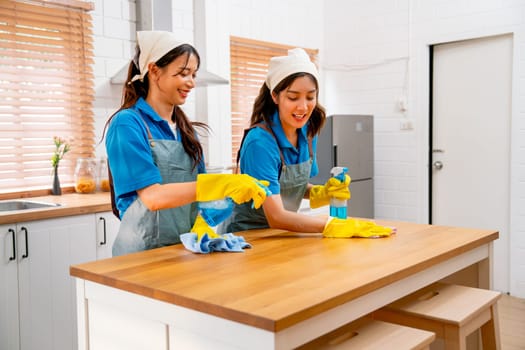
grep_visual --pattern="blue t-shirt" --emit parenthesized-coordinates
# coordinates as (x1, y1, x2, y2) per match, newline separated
(106, 97, 205, 215)
(239, 111, 318, 195)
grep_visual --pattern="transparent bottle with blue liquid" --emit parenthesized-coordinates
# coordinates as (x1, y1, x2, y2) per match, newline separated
(198, 197, 234, 227)
(197, 175, 271, 227)
(329, 166, 348, 219)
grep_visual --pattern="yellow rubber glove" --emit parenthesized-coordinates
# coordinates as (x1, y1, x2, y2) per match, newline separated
(323, 217, 394, 238)
(196, 174, 270, 209)
(309, 174, 351, 209)
(191, 215, 221, 240)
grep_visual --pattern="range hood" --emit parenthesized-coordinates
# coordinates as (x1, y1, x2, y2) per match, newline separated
(110, 0, 229, 87)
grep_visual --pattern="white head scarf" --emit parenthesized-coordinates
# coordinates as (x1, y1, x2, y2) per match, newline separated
(131, 31, 185, 82)
(265, 48, 319, 92)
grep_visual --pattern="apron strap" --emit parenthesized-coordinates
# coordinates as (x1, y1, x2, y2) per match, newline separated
(235, 123, 287, 174)
(258, 123, 313, 159)
(235, 122, 313, 176)
(307, 136, 313, 159)
(140, 117, 154, 146)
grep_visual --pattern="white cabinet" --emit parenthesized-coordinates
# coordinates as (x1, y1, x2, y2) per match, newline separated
(1, 225, 20, 350)
(95, 211, 120, 259)
(1, 214, 97, 350)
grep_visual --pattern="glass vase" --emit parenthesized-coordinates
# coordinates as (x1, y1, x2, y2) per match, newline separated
(52, 166, 61, 195)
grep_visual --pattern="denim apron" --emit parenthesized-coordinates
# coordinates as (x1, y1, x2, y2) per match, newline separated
(221, 124, 312, 232)
(112, 125, 198, 256)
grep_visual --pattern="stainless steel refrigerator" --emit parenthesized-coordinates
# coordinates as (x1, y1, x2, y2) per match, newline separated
(311, 114, 374, 218)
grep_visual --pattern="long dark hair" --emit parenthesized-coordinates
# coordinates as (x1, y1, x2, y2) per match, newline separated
(102, 44, 209, 169)
(250, 72, 326, 138)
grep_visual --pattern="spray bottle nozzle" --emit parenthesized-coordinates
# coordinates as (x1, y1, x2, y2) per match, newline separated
(330, 166, 348, 182)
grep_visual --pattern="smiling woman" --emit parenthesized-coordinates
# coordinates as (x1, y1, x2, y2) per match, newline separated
(229, 37, 319, 167)
(0, 0, 95, 196)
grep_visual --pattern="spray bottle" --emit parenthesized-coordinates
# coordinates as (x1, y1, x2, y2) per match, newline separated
(198, 197, 234, 227)
(329, 166, 348, 219)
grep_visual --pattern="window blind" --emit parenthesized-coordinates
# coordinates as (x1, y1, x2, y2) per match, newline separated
(229, 36, 318, 167)
(0, 0, 94, 195)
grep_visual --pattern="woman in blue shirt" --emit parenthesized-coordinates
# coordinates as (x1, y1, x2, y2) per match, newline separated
(104, 31, 268, 255)
(221, 48, 350, 233)
(222, 48, 394, 238)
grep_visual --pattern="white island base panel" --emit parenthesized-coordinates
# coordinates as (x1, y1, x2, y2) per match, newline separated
(74, 244, 490, 350)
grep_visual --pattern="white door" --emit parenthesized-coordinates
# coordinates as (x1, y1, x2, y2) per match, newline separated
(431, 34, 512, 293)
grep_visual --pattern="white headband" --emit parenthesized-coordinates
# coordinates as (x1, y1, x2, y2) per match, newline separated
(131, 31, 184, 82)
(265, 48, 319, 92)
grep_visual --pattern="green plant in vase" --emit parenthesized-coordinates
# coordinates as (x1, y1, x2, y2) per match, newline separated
(51, 136, 71, 195)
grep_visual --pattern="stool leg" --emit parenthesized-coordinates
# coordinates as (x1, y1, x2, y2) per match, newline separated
(444, 325, 465, 350)
(480, 303, 501, 350)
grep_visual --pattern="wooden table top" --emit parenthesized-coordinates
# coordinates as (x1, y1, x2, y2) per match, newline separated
(70, 219, 498, 332)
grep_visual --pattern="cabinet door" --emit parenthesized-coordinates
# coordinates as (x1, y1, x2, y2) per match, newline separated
(95, 212, 120, 260)
(0, 224, 20, 350)
(17, 215, 97, 350)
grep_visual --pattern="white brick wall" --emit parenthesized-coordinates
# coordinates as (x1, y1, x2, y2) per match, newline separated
(92, 0, 135, 157)
(324, 0, 414, 223)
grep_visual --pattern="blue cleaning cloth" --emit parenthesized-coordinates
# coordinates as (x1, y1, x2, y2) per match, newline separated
(180, 232, 252, 254)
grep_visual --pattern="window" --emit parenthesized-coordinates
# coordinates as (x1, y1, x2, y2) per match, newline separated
(0, 0, 94, 196)
(229, 36, 318, 167)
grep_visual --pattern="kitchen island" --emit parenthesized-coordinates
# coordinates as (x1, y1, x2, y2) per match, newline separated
(70, 220, 498, 350)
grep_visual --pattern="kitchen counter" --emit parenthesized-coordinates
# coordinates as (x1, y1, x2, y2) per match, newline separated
(70, 220, 498, 350)
(0, 192, 112, 224)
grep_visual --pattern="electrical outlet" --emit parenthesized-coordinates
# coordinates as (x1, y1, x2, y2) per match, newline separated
(400, 119, 413, 130)
(397, 97, 407, 112)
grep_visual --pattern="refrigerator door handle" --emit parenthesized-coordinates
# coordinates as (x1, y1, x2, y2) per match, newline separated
(333, 144, 338, 166)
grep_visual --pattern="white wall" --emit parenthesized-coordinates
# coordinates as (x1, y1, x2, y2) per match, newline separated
(92, 0, 525, 298)
(324, 1, 416, 222)
(324, 0, 525, 297)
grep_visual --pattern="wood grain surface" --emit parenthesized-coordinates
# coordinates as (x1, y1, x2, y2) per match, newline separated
(70, 220, 498, 332)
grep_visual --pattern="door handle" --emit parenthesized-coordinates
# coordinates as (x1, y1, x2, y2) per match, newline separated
(433, 161, 443, 170)
(21, 227, 28, 259)
(9, 228, 16, 261)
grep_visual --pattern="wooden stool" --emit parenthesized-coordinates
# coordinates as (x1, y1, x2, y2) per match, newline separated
(296, 317, 435, 350)
(373, 283, 502, 350)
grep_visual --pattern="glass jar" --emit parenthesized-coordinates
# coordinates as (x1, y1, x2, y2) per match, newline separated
(98, 157, 110, 192)
(74, 158, 96, 194)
